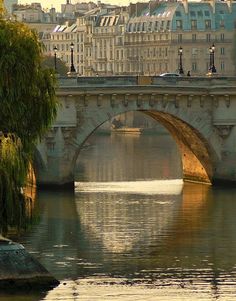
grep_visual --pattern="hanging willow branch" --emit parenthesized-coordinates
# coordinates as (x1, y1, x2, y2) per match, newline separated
(0, 20, 58, 233)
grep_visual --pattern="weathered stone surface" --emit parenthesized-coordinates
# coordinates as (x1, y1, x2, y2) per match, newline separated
(0, 236, 59, 289)
(35, 76, 236, 186)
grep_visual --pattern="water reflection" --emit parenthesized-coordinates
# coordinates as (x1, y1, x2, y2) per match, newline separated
(16, 190, 80, 280)
(2, 184, 37, 238)
(75, 180, 183, 257)
(10, 181, 236, 301)
(6, 133, 236, 300)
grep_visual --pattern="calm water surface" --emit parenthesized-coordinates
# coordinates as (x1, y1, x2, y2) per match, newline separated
(2, 133, 236, 300)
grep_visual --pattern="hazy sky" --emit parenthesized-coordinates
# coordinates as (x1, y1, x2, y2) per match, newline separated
(18, 0, 132, 11)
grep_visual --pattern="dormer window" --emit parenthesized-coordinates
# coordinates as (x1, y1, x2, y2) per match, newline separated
(176, 20, 183, 30)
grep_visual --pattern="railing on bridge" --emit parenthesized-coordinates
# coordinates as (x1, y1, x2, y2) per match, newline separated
(58, 75, 236, 88)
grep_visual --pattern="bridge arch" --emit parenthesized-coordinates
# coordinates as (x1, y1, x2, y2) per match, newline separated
(71, 105, 219, 185)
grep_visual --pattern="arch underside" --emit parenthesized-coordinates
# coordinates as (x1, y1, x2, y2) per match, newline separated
(143, 110, 213, 184)
(73, 109, 214, 185)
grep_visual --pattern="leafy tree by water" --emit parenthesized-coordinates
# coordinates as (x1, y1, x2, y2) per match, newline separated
(42, 55, 68, 76)
(0, 19, 58, 234)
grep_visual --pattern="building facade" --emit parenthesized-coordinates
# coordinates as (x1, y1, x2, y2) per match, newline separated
(43, 0, 236, 76)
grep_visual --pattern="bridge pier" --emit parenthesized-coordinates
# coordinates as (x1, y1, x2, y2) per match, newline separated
(35, 126, 76, 189)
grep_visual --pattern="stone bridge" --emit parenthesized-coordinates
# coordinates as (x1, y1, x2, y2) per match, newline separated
(35, 75, 236, 188)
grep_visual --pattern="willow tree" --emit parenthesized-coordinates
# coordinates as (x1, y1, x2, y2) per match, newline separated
(0, 19, 58, 233)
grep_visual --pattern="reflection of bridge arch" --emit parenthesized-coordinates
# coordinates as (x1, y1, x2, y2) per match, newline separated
(36, 76, 236, 187)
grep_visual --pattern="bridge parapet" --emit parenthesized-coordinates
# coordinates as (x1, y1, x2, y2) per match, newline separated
(58, 76, 236, 89)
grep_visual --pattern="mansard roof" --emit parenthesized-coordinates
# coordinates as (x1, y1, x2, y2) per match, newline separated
(126, 0, 236, 32)
(53, 23, 77, 33)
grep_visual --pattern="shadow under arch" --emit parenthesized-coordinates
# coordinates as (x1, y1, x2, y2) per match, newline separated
(143, 110, 216, 184)
(72, 109, 217, 185)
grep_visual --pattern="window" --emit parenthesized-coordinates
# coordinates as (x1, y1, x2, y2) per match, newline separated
(166, 20, 170, 30)
(220, 47, 225, 55)
(154, 21, 159, 31)
(205, 20, 211, 29)
(175, 11, 181, 17)
(220, 33, 225, 41)
(176, 20, 183, 30)
(148, 22, 153, 31)
(197, 11, 203, 17)
(220, 20, 225, 28)
(204, 11, 210, 16)
(142, 22, 145, 31)
(191, 20, 197, 30)
(206, 33, 211, 42)
(192, 62, 197, 71)
(192, 34, 197, 42)
(160, 21, 165, 31)
(178, 34, 182, 43)
(221, 61, 225, 71)
(190, 11, 196, 17)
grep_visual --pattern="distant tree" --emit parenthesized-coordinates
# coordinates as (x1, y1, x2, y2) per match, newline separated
(0, 19, 58, 233)
(42, 55, 68, 76)
(232, 31, 236, 75)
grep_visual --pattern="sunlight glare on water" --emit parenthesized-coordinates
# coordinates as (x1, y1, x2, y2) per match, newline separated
(75, 179, 183, 195)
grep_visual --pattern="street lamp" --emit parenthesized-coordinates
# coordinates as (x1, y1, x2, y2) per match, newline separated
(209, 45, 212, 71)
(211, 43, 216, 73)
(53, 46, 58, 71)
(178, 46, 184, 75)
(70, 42, 76, 73)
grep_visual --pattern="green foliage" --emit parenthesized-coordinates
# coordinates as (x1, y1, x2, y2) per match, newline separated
(0, 133, 28, 233)
(0, 19, 58, 234)
(232, 31, 236, 75)
(0, 19, 58, 147)
(42, 55, 68, 76)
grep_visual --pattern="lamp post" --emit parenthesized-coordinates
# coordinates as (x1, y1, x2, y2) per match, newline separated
(178, 46, 184, 75)
(70, 42, 76, 73)
(53, 46, 58, 71)
(211, 44, 216, 73)
(209, 44, 216, 73)
(209, 45, 212, 71)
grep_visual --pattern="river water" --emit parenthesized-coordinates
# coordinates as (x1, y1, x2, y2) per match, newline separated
(2, 132, 236, 300)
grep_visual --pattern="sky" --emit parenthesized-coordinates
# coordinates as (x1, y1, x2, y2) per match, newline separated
(18, 0, 133, 11)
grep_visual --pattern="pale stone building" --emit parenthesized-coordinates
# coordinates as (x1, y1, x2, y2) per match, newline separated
(125, 0, 236, 76)
(43, 0, 236, 76)
(4, 0, 17, 14)
(92, 8, 129, 75)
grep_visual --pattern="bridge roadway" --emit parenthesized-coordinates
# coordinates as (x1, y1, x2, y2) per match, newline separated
(35, 75, 236, 187)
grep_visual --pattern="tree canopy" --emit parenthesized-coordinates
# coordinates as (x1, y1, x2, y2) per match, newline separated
(0, 19, 57, 147)
(0, 19, 58, 233)
(42, 55, 68, 76)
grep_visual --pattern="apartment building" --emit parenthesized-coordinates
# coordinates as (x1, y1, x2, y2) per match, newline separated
(44, 0, 236, 76)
